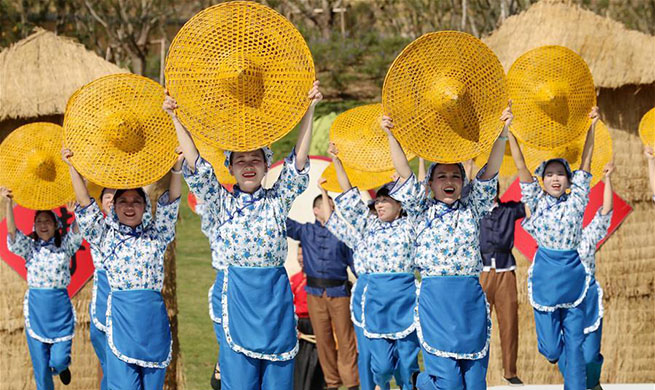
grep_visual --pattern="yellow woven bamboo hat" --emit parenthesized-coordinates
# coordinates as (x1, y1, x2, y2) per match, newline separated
(382, 31, 507, 164)
(639, 108, 655, 147)
(165, 1, 315, 152)
(474, 143, 516, 177)
(194, 136, 237, 185)
(507, 45, 596, 150)
(524, 121, 612, 186)
(329, 103, 415, 172)
(321, 163, 395, 193)
(0, 122, 74, 210)
(63, 73, 178, 189)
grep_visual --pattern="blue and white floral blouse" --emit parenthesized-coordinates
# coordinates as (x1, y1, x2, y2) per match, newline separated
(196, 203, 228, 271)
(75, 192, 180, 291)
(8, 229, 82, 289)
(520, 170, 592, 250)
(183, 150, 309, 268)
(390, 170, 497, 277)
(578, 210, 612, 276)
(326, 210, 367, 276)
(327, 187, 415, 273)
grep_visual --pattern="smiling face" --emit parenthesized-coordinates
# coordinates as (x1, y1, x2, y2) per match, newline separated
(429, 164, 464, 205)
(374, 195, 402, 222)
(228, 150, 268, 193)
(114, 190, 146, 228)
(542, 161, 570, 198)
(34, 212, 56, 242)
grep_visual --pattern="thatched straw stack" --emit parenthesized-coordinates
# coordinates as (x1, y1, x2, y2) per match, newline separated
(483, 0, 655, 385)
(0, 29, 184, 389)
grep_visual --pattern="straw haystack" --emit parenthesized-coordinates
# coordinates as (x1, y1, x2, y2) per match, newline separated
(484, 0, 655, 385)
(0, 29, 184, 390)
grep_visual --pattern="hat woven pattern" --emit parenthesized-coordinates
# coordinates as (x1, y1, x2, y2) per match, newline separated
(474, 143, 516, 177)
(639, 107, 655, 147)
(0, 122, 74, 210)
(321, 163, 395, 192)
(194, 136, 236, 185)
(507, 45, 596, 150)
(64, 74, 178, 189)
(165, 1, 315, 152)
(330, 103, 415, 172)
(382, 31, 507, 164)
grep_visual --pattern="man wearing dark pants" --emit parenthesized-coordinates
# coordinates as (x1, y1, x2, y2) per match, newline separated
(479, 185, 526, 387)
(287, 194, 359, 390)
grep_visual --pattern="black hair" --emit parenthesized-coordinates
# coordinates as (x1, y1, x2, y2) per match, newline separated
(312, 194, 333, 209)
(229, 149, 267, 166)
(429, 163, 466, 182)
(30, 210, 62, 247)
(113, 188, 147, 204)
(100, 187, 116, 200)
(374, 186, 406, 217)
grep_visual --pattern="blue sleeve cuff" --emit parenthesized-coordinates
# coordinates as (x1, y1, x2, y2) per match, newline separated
(285, 147, 310, 176)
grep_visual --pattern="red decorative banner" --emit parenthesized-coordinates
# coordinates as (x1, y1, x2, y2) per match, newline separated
(0, 204, 94, 297)
(501, 178, 632, 261)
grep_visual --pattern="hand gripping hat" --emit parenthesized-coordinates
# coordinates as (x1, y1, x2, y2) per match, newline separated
(321, 162, 395, 193)
(165, 1, 315, 151)
(63, 73, 178, 189)
(474, 143, 516, 178)
(0, 122, 74, 210)
(329, 103, 415, 172)
(639, 107, 655, 147)
(382, 31, 507, 164)
(507, 45, 596, 150)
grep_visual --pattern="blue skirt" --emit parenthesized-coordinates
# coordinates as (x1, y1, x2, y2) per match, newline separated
(209, 270, 225, 324)
(362, 273, 416, 339)
(583, 277, 603, 334)
(221, 266, 298, 361)
(24, 288, 76, 343)
(107, 289, 171, 368)
(529, 247, 590, 311)
(351, 274, 369, 328)
(90, 269, 110, 332)
(416, 276, 490, 360)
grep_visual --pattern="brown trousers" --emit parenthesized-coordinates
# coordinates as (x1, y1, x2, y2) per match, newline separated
(307, 293, 359, 388)
(480, 269, 519, 379)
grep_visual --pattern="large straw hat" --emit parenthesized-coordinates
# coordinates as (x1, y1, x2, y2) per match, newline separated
(507, 45, 596, 150)
(524, 121, 612, 186)
(321, 162, 395, 193)
(0, 122, 74, 210)
(639, 107, 655, 147)
(382, 31, 507, 164)
(63, 74, 178, 189)
(194, 136, 236, 185)
(165, 1, 315, 152)
(474, 143, 517, 178)
(329, 104, 415, 172)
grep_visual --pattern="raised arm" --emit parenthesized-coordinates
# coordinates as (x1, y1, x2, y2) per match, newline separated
(580, 106, 599, 173)
(164, 91, 200, 172)
(381, 116, 412, 180)
(507, 132, 532, 183)
(645, 146, 655, 200)
(481, 102, 513, 180)
(294, 81, 323, 170)
(418, 157, 426, 182)
(169, 148, 184, 201)
(328, 143, 353, 192)
(62, 149, 92, 207)
(65, 201, 80, 234)
(318, 178, 332, 222)
(0, 188, 16, 240)
(601, 162, 614, 215)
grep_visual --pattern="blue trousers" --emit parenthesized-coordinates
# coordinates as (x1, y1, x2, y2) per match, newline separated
(106, 349, 166, 390)
(369, 332, 420, 389)
(26, 334, 72, 390)
(559, 321, 603, 389)
(534, 305, 586, 390)
(355, 326, 376, 390)
(90, 322, 108, 390)
(219, 336, 295, 390)
(417, 352, 489, 390)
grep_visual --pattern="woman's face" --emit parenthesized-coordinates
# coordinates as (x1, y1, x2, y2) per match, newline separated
(101, 190, 115, 215)
(542, 161, 570, 198)
(429, 164, 464, 205)
(114, 190, 146, 228)
(229, 150, 268, 193)
(374, 195, 402, 222)
(34, 212, 56, 242)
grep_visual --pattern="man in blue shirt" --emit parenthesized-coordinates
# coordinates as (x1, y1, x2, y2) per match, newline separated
(479, 182, 526, 387)
(287, 194, 359, 390)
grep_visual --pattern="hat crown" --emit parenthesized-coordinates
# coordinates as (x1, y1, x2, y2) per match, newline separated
(27, 150, 57, 182)
(103, 112, 146, 154)
(218, 54, 264, 109)
(424, 76, 479, 143)
(534, 81, 570, 125)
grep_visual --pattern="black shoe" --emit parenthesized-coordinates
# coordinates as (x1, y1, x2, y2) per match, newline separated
(504, 376, 524, 386)
(590, 384, 603, 390)
(412, 371, 420, 389)
(347, 387, 360, 390)
(210, 364, 221, 390)
(59, 368, 71, 385)
(326, 388, 339, 390)
(548, 358, 558, 364)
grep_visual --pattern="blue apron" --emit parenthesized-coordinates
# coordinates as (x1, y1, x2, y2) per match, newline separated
(417, 276, 490, 360)
(583, 278, 603, 334)
(221, 266, 298, 361)
(362, 273, 416, 339)
(90, 269, 110, 332)
(107, 290, 171, 368)
(24, 288, 75, 343)
(209, 270, 225, 324)
(529, 247, 589, 311)
(351, 274, 369, 328)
